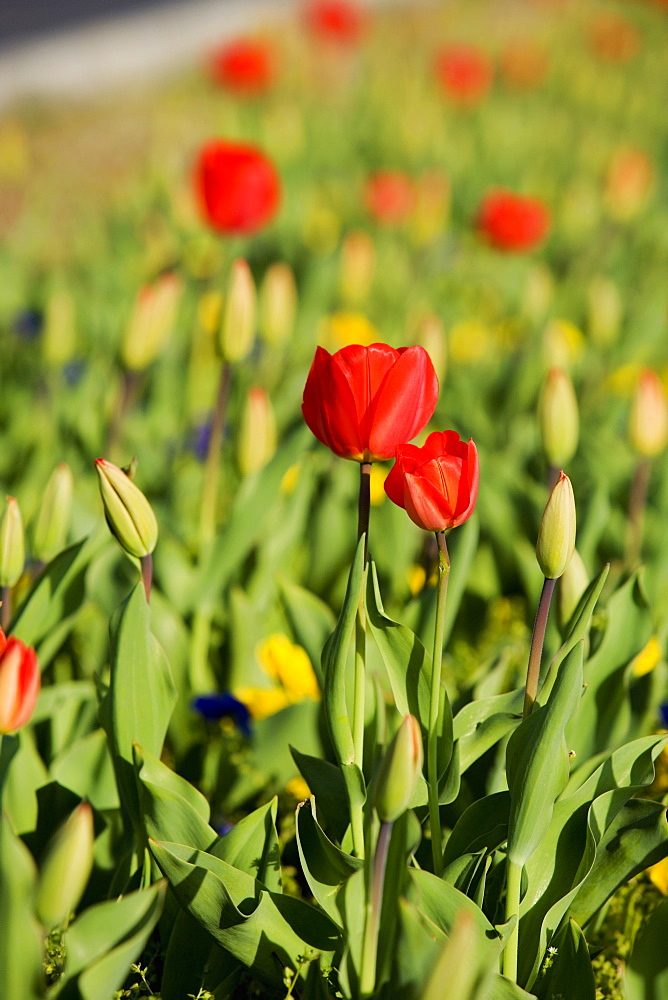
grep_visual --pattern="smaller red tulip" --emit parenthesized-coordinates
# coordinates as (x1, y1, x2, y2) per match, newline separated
(0, 632, 40, 734)
(302, 342, 438, 463)
(304, 0, 368, 44)
(477, 190, 550, 252)
(364, 171, 415, 225)
(209, 38, 276, 94)
(589, 13, 640, 62)
(384, 431, 479, 532)
(196, 140, 281, 236)
(434, 45, 492, 105)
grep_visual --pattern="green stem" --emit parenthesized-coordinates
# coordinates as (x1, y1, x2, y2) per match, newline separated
(427, 531, 450, 875)
(351, 462, 371, 859)
(523, 577, 556, 718)
(360, 820, 392, 996)
(358, 461, 371, 559)
(140, 554, 152, 603)
(625, 458, 651, 570)
(198, 361, 232, 555)
(106, 370, 140, 458)
(0, 585, 11, 632)
(503, 858, 523, 982)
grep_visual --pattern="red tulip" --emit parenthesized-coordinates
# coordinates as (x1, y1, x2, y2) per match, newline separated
(195, 140, 281, 235)
(477, 190, 550, 252)
(302, 343, 438, 462)
(434, 45, 492, 105)
(364, 171, 415, 225)
(209, 38, 276, 94)
(384, 431, 479, 532)
(589, 13, 640, 62)
(0, 632, 40, 733)
(304, 0, 368, 44)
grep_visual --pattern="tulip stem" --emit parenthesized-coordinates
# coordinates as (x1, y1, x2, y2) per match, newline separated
(503, 858, 523, 982)
(523, 576, 556, 718)
(358, 462, 371, 558)
(625, 458, 651, 570)
(107, 370, 140, 458)
(427, 531, 450, 875)
(199, 361, 232, 554)
(0, 586, 10, 631)
(360, 819, 392, 997)
(140, 554, 152, 603)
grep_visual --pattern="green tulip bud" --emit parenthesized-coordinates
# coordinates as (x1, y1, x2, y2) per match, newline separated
(374, 715, 423, 824)
(536, 472, 576, 580)
(416, 313, 447, 384)
(557, 548, 589, 628)
(218, 259, 256, 362)
(238, 388, 277, 477)
(121, 272, 182, 372)
(0, 497, 25, 588)
(94, 458, 158, 559)
(36, 802, 94, 929)
(630, 369, 668, 458)
(259, 262, 297, 346)
(587, 276, 622, 347)
(43, 287, 77, 368)
(33, 463, 73, 564)
(538, 367, 579, 467)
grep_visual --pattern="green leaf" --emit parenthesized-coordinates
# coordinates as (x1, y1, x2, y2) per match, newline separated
(625, 897, 668, 1000)
(532, 918, 595, 1000)
(253, 699, 323, 791)
(213, 798, 283, 892)
(150, 839, 339, 988)
(567, 797, 668, 927)
(133, 743, 216, 852)
(100, 583, 176, 834)
(279, 576, 336, 686)
(51, 881, 165, 1000)
(407, 868, 502, 958)
(0, 814, 44, 1000)
(441, 513, 480, 646)
(295, 797, 363, 924)
(336, 867, 366, 998)
(390, 897, 446, 999)
(323, 536, 365, 767)
(290, 747, 349, 842)
(506, 643, 584, 867)
(51, 729, 119, 811)
(454, 690, 523, 773)
(1, 728, 49, 835)
(566, 571, 651, 759)
(443, 791, 510, 869)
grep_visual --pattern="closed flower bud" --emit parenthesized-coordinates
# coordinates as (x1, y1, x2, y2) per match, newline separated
(36, 802, 94, 929)
(339, 230, 375, 304)
(121, 272, 182, 372)
(0, 496, 25, 588)
(94, 459, 158, 559)
(238, 387, 277, 476)
(538, 368, 579, 467)
(536, 472, 576, 579)
(558, 548, 589, 627)
(43, 287, 77, 368)
(587, 276, 622, 347)
(375, 715, 423, 823)
(630, 369, 668, 458)
(0, 634, 40, 733)
(416, 313, 447, 383)
(259, 262, 297, 346)
(33, 463, 73, 564)
(218, 259, 256, 362)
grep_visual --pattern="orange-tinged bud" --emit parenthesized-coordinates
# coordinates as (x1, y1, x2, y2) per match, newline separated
(536, 472, 576, 580)
(0, 496, 24, 588)
(121, 272, 182, 372)
(374, 715, 423, 823)
(259, 262, 297, 346)
(36, 802, 94, 929)
(94, 458, 158, 559)
(33, 463, 73, 564)
(218, 258, 256, 362)
(0, 635, 40, 733)
(538, 368, 579, 467)
(630, 369, 668, 458)
(339, 230, 375, 304)
(238, 388, 277, 477)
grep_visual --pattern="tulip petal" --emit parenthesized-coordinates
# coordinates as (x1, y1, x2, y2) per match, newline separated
(368, 346, 438, 460)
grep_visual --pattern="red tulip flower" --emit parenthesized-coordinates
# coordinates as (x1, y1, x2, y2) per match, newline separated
(209, 38, 276, 94)
(0, 632, 40, 733)
(302, 343, 438, 462)
(196, 140, 281, 235)
(384, 431, 479, 532)
(477, 190, 550, 252)
(304, 0, 368, 44)
(434, 45, 493, 105)
(364, 171, 415, 225)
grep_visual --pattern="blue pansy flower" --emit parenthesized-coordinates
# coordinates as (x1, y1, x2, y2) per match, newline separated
(192, 692, 251, 737)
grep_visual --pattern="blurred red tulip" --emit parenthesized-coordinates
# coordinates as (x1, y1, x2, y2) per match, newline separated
(302, 343, 438, 462)
(434, 45, 493, 105)
(365, 171, 415, 225)
(0, 632, 40, 733)
(589, 13, 640, 61)
(477, 190, 550, 252)
(604, 147, 654, 220)
(209, 38, 277, 94)
(500, 41, 549, 88)
(384, 431, 479, 532)
(304, 0, 368, 44)
(196, 140, 281, 235)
